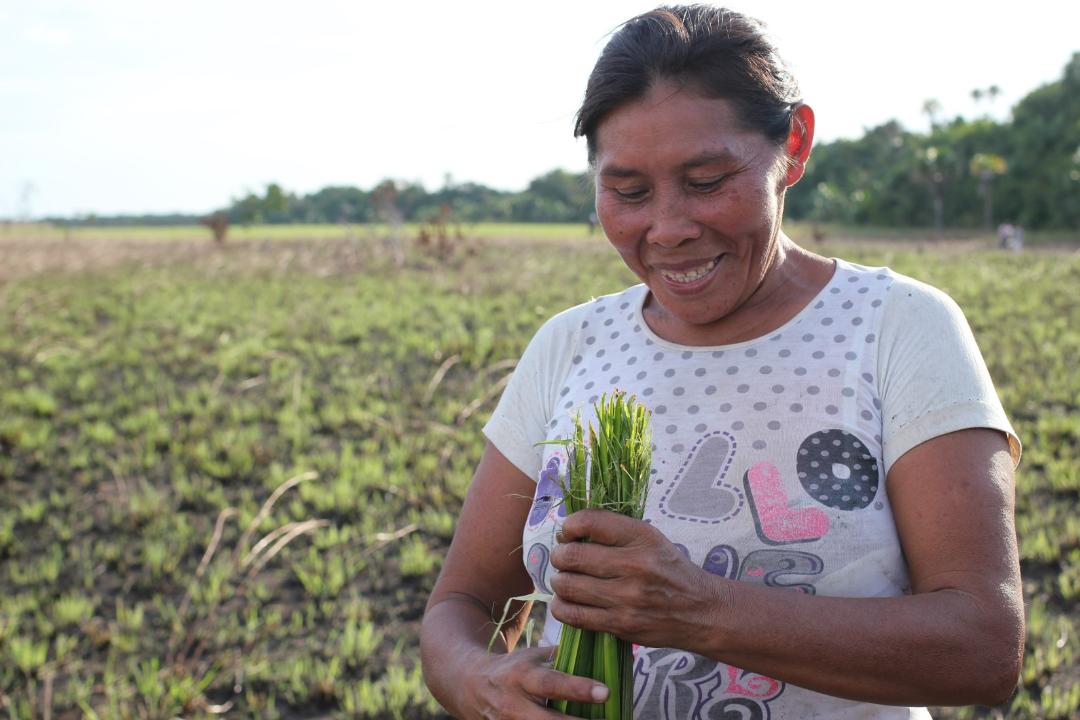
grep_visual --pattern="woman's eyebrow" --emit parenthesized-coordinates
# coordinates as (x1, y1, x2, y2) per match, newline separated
(599, 150, 740, 178)
(681, 150, 737, 169)
(597, 165, 641, 178)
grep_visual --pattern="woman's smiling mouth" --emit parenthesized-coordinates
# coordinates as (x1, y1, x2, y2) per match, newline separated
(657, 256, 722, 288)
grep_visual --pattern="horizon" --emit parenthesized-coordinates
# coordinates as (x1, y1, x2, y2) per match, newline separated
(3, 0, 1079, 219)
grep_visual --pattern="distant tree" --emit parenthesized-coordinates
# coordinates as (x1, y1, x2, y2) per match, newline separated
(998, 52, 1080, 228)
(972, 85, 1005, 120)
(911, 143, 953, 231)
(922, 98, 943, 130)
(230, 191, 264, 224)
(512, 169, 593, 222)
(788, 120, 923, 227)
(969, 153, 1008, 229)
(262, 183, 289, 222)
(305, 186, 372, 223)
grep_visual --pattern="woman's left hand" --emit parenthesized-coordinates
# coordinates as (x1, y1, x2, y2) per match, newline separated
(548, 509, 726, 651)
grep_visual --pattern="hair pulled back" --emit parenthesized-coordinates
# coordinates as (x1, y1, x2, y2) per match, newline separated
(575, 5, 801, 162)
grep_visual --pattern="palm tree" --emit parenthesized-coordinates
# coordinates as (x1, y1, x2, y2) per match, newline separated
(922, 98, 943, 130)
(912, 144, 949, 232)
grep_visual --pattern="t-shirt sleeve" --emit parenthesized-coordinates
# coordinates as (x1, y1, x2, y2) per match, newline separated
(877, 275, 1021, 475)
(482, 306, 582, 482)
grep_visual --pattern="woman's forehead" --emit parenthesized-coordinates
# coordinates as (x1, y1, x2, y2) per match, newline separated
(593, 84, 771, 170)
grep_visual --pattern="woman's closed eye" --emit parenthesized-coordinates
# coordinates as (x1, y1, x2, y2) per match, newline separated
(610, 185, 649, 201)
(687, 176, 726, 193)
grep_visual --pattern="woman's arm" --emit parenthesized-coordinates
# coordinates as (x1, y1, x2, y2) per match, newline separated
(420, 442, 610, 719)
(549, 427, 1024, 706)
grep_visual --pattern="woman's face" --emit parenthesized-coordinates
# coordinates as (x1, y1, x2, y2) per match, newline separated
(593, 81, 792, 336)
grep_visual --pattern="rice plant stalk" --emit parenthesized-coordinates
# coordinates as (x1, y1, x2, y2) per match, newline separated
(551, 391, 652, 720)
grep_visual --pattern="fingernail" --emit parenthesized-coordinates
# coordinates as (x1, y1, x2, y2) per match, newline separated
(591, 685, 609, 702)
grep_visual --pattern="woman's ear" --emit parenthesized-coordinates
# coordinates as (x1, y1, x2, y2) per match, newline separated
(784, 104, 815, 187)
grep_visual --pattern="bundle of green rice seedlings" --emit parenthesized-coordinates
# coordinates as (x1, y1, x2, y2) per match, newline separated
(552, 390, 652, 720)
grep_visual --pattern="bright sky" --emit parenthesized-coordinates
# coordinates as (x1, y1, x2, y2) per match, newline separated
(2, 0, 1078, 218)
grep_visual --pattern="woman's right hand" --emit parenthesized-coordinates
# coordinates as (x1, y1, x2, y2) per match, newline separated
(460, 645, 610, 719)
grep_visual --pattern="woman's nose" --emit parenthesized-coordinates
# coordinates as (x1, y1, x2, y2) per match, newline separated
(645, 190, 701, 248)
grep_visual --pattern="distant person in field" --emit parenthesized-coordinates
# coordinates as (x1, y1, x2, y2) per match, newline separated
(1011, 225, 1025, 252)
(422, 6, 1024, 718)
(997, 222, 1015, 249)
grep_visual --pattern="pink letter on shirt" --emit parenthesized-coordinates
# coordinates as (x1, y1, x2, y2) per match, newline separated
(746, 461, 830, 544)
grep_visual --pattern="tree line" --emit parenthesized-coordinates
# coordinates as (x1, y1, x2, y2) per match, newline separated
(53, 53, 1079, 231)
(786, 52, 1080, 231)
(223, 168, 596, 226)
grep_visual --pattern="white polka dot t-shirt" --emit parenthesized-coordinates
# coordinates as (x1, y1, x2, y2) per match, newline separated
(483, 258, 1019, 719)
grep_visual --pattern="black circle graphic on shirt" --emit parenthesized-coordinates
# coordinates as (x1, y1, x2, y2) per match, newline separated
(796, 429, 879, 511)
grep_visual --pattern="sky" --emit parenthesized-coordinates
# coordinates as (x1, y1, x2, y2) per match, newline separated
(2, 0, 1078, 218)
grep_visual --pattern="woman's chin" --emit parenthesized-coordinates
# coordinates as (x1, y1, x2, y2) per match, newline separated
(648, 292, 736, 334)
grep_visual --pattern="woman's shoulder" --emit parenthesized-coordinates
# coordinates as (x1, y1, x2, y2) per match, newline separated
(832, 258, 963, 318)
(535, 284, 647, 339)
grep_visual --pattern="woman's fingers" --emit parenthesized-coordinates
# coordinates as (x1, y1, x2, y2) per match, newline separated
(552, 511, 665, 578)
(557, 508, 650, 545)
(493, 647, 609, 719)
(548, 593, 626, 638)
(549, 570, 620, 609)
(549, 536, 619, 576)
(520, 665, 610, 707)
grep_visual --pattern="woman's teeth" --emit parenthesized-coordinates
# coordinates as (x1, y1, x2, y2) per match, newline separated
(661, 257, 719, 283)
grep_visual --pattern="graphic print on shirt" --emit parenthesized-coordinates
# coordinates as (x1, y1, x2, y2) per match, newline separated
(528, 455, 567, 529)
(658, 431, 743, 524)
(524, 543, 552, 593)
(743, 461, 831, 545)
(701, 544, 823, 593)
(633, 647, 783, 720)
(796, 430, 880, 511)
(737, 549, 824, 594)
(701, 543, 739, 579)
(526, 455, 567, 593)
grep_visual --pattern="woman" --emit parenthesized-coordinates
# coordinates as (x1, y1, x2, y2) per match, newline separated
(421, 6, 1024, 718)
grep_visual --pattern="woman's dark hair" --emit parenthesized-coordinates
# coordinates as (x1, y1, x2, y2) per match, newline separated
(575, 5, 801, 162)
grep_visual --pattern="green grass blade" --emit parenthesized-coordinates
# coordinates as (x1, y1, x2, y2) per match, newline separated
(620, 639, 634, 720)
(600, 632, 621, 719)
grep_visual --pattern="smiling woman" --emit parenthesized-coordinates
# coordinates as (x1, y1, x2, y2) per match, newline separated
(592, 84, 828, 346)
(420, 6, 1024, 719)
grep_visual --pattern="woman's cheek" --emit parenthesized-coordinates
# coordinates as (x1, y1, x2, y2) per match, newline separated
(598, 200, 647, 238)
